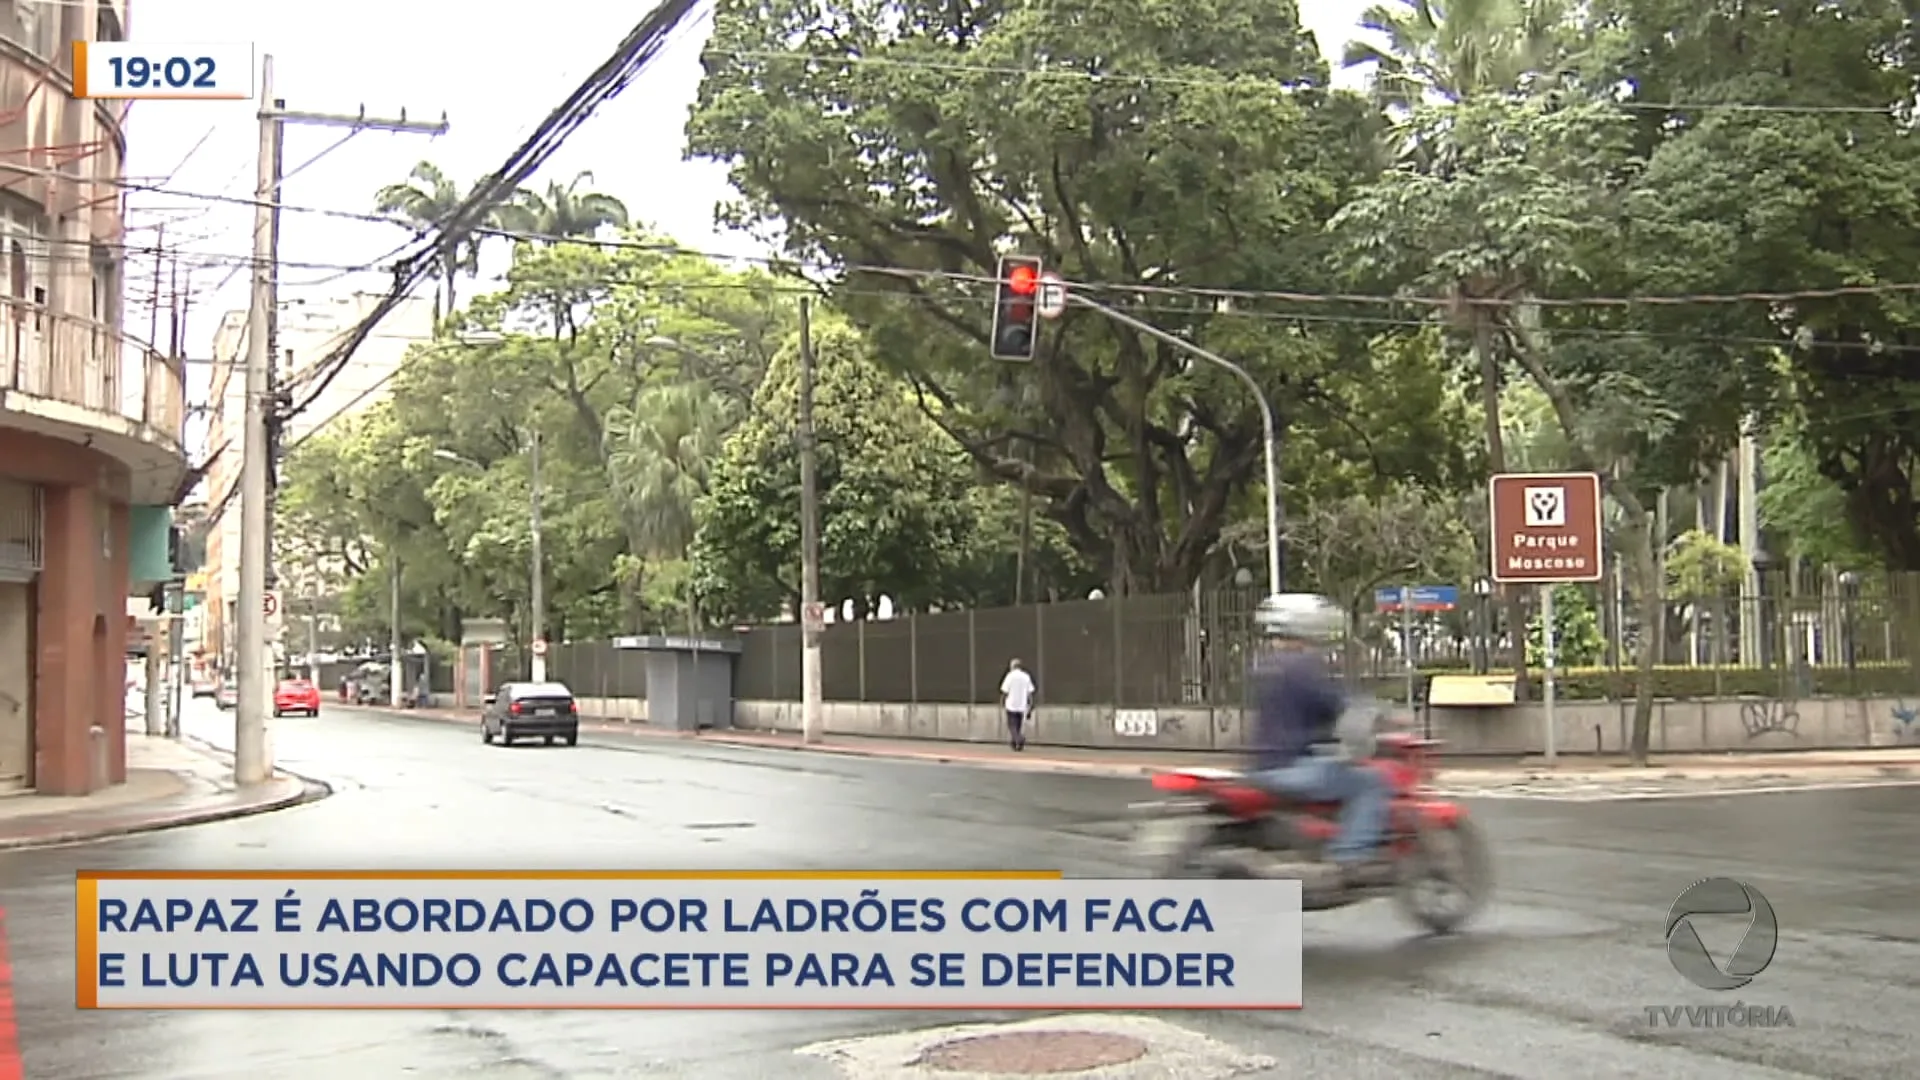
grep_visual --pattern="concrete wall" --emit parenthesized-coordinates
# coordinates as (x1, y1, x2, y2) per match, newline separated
(552, 694, 1920, 757)
(400, 684, 1920, 757)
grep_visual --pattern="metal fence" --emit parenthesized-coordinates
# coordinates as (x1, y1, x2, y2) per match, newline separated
(734, 590, 1267, 706)
(540, 572, 1920, 705)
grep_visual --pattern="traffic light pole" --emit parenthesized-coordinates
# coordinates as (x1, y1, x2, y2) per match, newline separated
(1066, 293, 1285, 596)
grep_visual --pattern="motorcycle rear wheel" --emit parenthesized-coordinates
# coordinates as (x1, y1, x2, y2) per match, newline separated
(1393, 817, 1492, 934)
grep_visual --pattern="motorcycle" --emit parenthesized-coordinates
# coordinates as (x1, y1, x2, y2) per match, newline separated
(1133, 730, 1492, 933)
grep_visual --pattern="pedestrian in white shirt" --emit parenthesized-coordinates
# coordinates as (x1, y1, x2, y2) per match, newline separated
(999, 659, 1036, 751)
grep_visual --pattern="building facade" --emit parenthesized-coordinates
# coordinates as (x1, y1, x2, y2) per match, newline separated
(198, 293, 434, 663)
(0, 0, 189, 795)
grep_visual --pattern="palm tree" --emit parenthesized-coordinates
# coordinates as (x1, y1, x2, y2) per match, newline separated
(510, 171, 629, 242)
(1343, 0, 1571, 111)
(1340, 0, 1575, 693)
(605, 380, 736, 629)
(606, 381, 733, 559)
(373, 161, 527, 319)
(373, 162, 468, 319)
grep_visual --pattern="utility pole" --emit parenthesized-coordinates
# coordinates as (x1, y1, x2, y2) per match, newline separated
(234, 56, 279, 785)
(529, 429, 547, 682)
(235, 53, 449, 784)
(797, 298, 823, 744)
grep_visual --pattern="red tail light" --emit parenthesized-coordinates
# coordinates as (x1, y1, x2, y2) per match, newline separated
(568, 701, 578, 715)
(508, 701, 522, 716)
(1152, 772, 1203, 793)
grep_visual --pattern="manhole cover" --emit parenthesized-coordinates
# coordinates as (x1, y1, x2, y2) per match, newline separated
(917, 1031, 1150, 1074)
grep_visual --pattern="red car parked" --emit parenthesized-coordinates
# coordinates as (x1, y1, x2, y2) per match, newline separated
(273, 678, 321, 718)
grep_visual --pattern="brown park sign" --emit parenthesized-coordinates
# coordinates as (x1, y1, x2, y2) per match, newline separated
(1489, 472, 1604, 584)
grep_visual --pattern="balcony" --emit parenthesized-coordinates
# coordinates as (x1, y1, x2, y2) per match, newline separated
(0, 297, 187, 504)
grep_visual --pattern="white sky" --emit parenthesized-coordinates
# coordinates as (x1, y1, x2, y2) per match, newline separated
(121, 0, 1377, 410)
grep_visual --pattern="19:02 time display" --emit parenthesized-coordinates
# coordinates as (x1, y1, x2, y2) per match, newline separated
(107, 56, 216, 90)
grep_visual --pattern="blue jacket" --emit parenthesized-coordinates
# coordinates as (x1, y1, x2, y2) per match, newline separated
(1249, 648, 1345, 771)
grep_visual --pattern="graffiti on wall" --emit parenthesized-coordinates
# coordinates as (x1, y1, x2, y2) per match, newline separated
(1892, 703, 1919, 744)
(1740, 698, 1800, 739)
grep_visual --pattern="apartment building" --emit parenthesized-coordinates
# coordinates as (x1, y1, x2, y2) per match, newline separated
(199, 293, 435, 662)
(0, 0, 189, 795)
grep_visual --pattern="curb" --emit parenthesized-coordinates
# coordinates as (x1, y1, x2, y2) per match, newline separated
(0, 744, 334, 852)
(353, 705, 1920, 785)
(364, 705, 1168, 777)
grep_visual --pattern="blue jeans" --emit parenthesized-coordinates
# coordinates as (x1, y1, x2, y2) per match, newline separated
(1252, 754, 1388, 864)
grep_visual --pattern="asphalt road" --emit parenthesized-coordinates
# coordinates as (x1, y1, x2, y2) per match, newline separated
(4, 701, 1917, 1078)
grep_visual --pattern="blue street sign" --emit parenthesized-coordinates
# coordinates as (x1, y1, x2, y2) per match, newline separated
(1374, 585, 1460, 613)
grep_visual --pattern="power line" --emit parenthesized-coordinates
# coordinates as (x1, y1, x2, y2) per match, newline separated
(461, 224, 1920, 312)
(284, 0, 719, 425)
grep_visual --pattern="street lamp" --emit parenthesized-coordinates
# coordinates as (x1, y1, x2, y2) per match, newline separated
(1471, 576, 1494, 674)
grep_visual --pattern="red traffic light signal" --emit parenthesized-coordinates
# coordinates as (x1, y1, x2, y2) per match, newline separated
(992, 256, 1042, 361)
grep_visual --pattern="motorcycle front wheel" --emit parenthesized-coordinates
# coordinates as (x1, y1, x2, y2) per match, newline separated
(1393, 816, 1493, 934)
(1134, 816, 1235, 878)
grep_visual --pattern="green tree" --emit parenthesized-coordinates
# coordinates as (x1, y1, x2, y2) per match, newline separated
(333, 238, 791, 637)
(1596, 0, 1920, 567)
(1331, 93, 1746, 762)
(436, 238, 785, 629)
(1278, 483, 1477, 674)
(1335, 0, 1585, 693)
(509, 171, 630, 241)
(1344, 0, 1573, 112)
(690, 0, 1400, 593)
(1664, 529, 1747, 599)
(372, 161, 517, 318)
(690, 319, 980, 619)
(1525, 584, 1604, 668)
(1758, 418, 1875, 571)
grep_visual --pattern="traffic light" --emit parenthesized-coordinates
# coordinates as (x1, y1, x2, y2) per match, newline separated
(990, 256, 1042, 361)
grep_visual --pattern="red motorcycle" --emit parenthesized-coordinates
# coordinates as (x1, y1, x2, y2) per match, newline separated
(1134, 731, 1492, 933)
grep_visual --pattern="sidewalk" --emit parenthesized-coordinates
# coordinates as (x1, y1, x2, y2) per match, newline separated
(363, 704, 1920, 783)
(0, 734, 327, 851)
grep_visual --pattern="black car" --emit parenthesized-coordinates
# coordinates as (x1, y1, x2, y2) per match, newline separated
(481, 682, 580, 747)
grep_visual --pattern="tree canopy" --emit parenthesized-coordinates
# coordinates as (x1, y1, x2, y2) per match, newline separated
(276, 6, 1920, 746)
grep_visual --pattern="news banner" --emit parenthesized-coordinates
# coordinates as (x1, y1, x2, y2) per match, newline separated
(76, 872, 1304, 1010)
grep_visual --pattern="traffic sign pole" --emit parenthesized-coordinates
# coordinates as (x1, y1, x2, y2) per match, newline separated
(1541, 584, 1557, 765)
(1488, 470, 1603, 768)
(1401, 586, 1414, 709)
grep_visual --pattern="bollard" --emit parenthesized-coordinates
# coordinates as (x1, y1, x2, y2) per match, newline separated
(89, 724, 109, 791)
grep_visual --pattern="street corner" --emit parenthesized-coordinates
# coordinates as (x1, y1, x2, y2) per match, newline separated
(0, 748, 331, 852)
(796, 1014, 1273, 1079)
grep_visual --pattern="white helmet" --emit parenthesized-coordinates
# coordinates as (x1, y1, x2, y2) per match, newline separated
(1252, 592, 1344, 642)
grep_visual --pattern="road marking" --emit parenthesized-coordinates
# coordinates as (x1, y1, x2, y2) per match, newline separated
(0, 909, 22, 1080)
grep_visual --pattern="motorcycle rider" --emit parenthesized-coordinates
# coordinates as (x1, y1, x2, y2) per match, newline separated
(1247, 593, 1393, 888)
